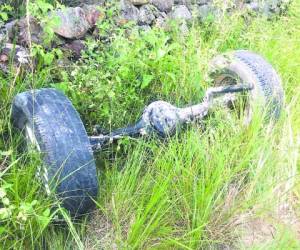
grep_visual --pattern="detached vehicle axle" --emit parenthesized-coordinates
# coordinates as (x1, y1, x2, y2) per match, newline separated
(89, 84, 253, 151)
(11, 50, 284, 216)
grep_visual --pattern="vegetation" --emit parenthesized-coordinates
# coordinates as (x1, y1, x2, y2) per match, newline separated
(0, 0, 300, 249)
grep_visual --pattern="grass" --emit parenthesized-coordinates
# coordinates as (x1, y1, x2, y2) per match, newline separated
(0, 0, 300, 249)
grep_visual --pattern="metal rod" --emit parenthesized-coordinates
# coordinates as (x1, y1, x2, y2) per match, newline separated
(89, 83, 253, 151)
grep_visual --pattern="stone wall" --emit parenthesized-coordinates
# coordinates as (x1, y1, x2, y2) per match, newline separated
(60, 0, 291, 31)
(0, 0, 291, 73)
(2, 1, 291, 27)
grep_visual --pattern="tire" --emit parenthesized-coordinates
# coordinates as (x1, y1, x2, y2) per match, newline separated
(208, 50, 284, 122)
(12, 88, 98, 216)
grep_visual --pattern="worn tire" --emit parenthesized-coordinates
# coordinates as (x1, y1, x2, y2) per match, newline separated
(12, 88, 98, 216)
(209, 50, 284, 121)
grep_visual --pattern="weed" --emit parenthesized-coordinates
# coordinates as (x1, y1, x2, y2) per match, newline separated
(0, 0, 300, 249)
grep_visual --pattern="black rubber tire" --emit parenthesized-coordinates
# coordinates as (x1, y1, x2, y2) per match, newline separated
(12, 88, 98, 216)
(209, 50, 284, 121)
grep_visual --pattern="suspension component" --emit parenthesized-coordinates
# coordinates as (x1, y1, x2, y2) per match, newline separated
(89, 83, 252, 151)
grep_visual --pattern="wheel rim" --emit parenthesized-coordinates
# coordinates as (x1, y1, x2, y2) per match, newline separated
(213, 74, 252, 124)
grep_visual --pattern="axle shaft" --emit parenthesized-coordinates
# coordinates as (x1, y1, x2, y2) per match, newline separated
(90, 84, 252, 151)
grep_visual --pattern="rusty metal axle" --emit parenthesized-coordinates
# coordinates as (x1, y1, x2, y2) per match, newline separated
(89, 84, 253, 151)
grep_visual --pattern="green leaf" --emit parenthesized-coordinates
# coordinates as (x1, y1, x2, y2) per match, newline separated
(52, 82, 69, 92)
(37, 208, 51, 230)
(156, 49, 166, 60)
(0, 227, 6, 235)
(0, 150, 12, 157)
(43, 208, 50, 217)
(0, 12, 8, 21)
(2, 197, 9, 206)
(43, 52, 55, 65)
(37, 0, 53, 14)
(141, 75, 154, 89)
(0, 188, 6, 199)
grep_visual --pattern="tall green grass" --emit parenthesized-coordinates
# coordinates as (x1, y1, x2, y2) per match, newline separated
(0, 1, 300, 249)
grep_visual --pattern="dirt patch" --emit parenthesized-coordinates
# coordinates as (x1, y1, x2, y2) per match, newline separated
(234, 193, 300, 248)
(84, 211, 117, 250)
(208, 182, 300, 248)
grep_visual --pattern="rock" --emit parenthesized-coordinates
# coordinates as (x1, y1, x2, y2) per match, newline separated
(0, 43, 30, 73)
(139, 25, 152, 31)
(52, 7, 91, 39)
(0, 53, 8, 62)
(61, 0, 106, 6)
(243, 0, 291, 17)
(262, 0, 281, 16)
(169, 5, 192, 20)
(246, 2, 260, 12)
(153, 16, 167, 28)
(6, 0, 23, 9)
(0, 33, 6, 45)
(0, 25, 8, 46)
(179, 20, 189, 36)
(4, 20, 17, 41)
(14, 17, 44, 46)
(1, 5, 103, 47)
(82, 4, 105, 26)
(120, 0, 140, 22)
(197, 0, 211, 5)
(197, 4, 215, 21)
(150, 0, 174, 12)
(174, 0, 192, 10)
(61, 40, 86, 59)
(138, 4, 155, 25)
(60, 0, 83, 6)
(148, 4, 163, 18)
(129, 0, 149, 5)
(174, 0, 188, 4)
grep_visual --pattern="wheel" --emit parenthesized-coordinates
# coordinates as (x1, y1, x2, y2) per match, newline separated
(12, 88, 98, 216)
(208, 50, 284, 122)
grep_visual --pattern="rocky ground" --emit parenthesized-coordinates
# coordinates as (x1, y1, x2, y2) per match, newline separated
(0, 0, 291, 74)
(119, 0, 291, 29)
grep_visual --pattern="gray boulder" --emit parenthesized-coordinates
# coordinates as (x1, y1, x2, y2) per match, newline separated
(196, 0, 211, 5)
(245, 0, 290, 17)
(129, 0, 149, 5)
(0, 43, 30, 73)
(169, 5, 192, 20)
(196, 3, 215, 20)
(246, 2, 260, 12)
(13, 17, 44, 46)
(120, 0, 140, 22)
(153, 16, 167, 28)
(179, 20, 189, 36)
(60, 40, 86, 59)
(150, 0, 174, 12)
(51, 7, 95, 39)
(61, 0, 105, 6)
(139, 25, 152, 31)
(138, 5, 156, 25)
(174, 0, 192, 10)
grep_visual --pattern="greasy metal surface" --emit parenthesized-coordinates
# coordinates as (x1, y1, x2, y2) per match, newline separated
(90, 83, 252, 151)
